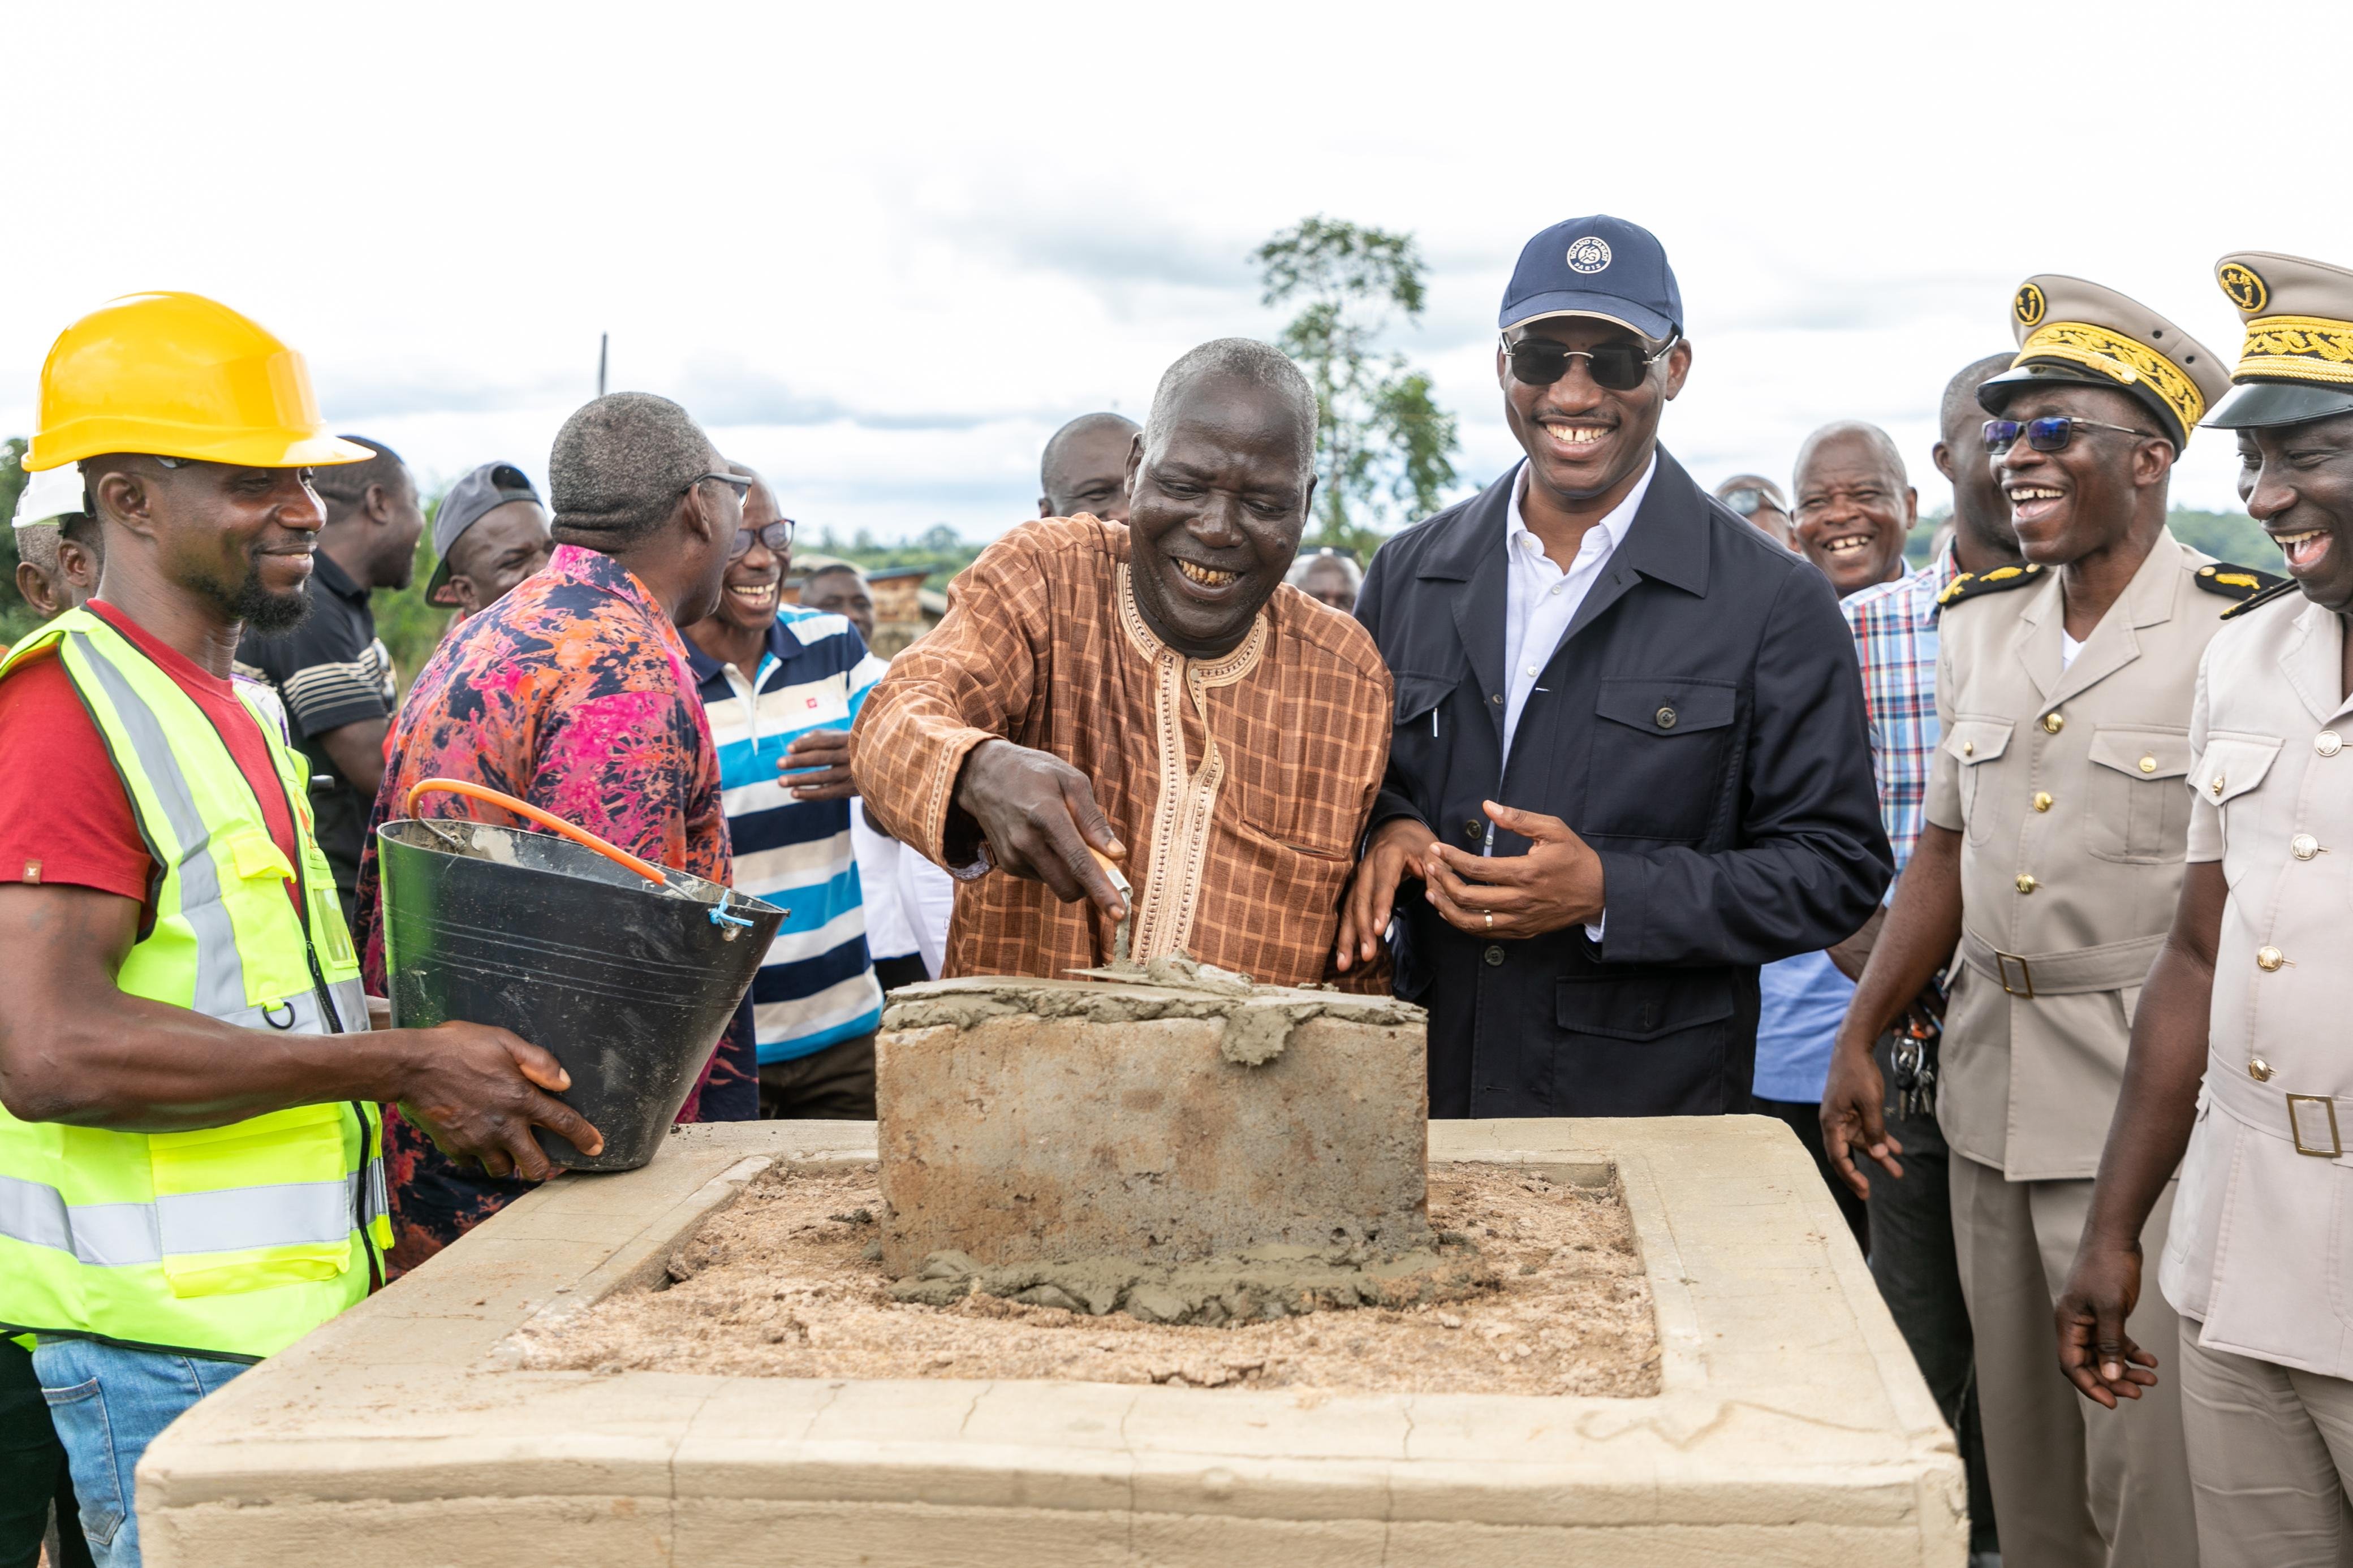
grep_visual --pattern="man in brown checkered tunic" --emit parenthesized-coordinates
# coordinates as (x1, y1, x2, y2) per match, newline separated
(852, 339, 1393, 988)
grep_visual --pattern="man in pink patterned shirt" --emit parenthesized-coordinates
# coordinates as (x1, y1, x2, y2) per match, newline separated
(352, 392, 743, 1271)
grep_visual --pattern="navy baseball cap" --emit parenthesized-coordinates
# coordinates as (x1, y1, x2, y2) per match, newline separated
(1500, 216, 1682, 343)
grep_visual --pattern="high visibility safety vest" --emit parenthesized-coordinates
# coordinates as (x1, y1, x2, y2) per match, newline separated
(0, 609, 390, 1362)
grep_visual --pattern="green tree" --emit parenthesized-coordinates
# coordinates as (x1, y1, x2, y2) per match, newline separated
(0, 439, 33, 641)
(1255, 216, 1460, 559)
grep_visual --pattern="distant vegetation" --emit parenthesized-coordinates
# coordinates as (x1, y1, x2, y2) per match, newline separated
(1904, 507, 2277, 571)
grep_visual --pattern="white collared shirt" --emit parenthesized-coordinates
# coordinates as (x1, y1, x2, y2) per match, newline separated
(1502, 454, 1656, 759)
(1498, 454, 1655, 944)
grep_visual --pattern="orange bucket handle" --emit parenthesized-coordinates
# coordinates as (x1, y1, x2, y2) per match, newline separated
(404, 777, 670, 891)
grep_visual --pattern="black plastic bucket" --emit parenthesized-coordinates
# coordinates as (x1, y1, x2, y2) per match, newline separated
(378, 813, 783, 1172)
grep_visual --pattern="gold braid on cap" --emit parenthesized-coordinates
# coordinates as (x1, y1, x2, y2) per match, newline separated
(2237, 316, 2353, 387)
(2018, 321, 2205, 434)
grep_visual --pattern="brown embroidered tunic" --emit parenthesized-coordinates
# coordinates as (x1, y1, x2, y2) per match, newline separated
(852, 516, 1392, 988)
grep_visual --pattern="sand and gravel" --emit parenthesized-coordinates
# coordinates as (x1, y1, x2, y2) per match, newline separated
(522, 1161, 1660, 1397)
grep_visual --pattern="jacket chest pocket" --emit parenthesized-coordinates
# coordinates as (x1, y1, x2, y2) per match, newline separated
(1386, 672, 1460, 824)
(1944, 718, 2013, 845)
(1581, 678, 1738, 844)
(2085, 727, 2194, 864)
(2192, 733, 2285, 888)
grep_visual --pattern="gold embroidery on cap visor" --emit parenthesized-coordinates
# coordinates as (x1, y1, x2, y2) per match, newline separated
(2015, 282, 2048, 328)
(2016, 321, 2205, 437)
(2218, 262, 2269, 314)
(2236, 315, 2353, 387)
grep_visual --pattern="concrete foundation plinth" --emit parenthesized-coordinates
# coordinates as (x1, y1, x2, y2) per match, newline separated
(875, 975, 1429, 1273)
(137, 1118, 1968, 1566)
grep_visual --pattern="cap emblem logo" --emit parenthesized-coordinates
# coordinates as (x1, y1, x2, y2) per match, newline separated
(2014, 282, 2047, 329)
(2218, 262, 2269, 314)
(1565, 236, 1612, 275)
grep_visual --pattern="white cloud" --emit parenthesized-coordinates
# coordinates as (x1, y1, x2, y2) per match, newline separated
(9, 0, 2345, 536)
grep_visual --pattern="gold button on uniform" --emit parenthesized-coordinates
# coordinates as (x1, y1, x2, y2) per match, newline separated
(2293, 833, 2321, 861)
(2257, 945, 2287, 973)
(2251, 1056, 2276, 1083)
(2211, 776, 2226, 796)
(2033, 792, 2054, 813)
(2043, 711, 2065, 734)
(1962, 740, 1976, 756)
(2138, 755, 2157, 774)
(2016, 873, 2039, 893)
(2320, 732, 2343, 757)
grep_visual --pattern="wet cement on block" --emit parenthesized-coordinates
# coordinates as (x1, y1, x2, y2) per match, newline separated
(877, 966, 1431, 1275)
(519, 1161, 1660, 1396)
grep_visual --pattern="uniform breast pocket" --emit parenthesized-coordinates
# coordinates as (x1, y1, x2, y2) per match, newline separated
(2192, 733, 2285, 889)
(1583, 678, 1738, 843)
(1943, 718, 2013, 845)
(2085, 727, 2194, 864)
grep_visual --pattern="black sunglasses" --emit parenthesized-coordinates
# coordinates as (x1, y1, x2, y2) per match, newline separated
(726, 519, 795, 560)
(683, 472, 753, 500)
(1982, 417, 2159, 455)
(1502, 334, 1677, 392)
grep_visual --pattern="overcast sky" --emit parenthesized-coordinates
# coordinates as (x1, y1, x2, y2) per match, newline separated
(14, 0, 2352, 545)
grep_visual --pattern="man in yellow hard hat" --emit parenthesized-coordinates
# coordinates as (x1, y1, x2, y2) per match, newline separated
(0, 292, 603, 1567)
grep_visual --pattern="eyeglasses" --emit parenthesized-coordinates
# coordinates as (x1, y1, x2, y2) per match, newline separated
(683, 472, 753, 500)
(1501, 334, 1677, 391)
(726, 519, 795, 560)
(1722, 487, 1783, 518)
(1982, 417, 2160, 455)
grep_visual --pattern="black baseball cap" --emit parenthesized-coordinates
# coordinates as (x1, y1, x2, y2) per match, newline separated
(427, 461, 542, 606)
(1500, 215, 1682, 343)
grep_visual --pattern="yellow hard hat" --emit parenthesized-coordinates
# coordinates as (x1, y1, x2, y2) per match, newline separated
(24, 291, 373, 473)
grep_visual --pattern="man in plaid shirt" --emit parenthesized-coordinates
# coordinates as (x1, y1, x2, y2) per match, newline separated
(1824, 352, 2018, 1562)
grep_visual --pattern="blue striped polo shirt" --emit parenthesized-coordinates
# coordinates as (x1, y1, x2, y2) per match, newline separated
(687, 610, 889, 1064)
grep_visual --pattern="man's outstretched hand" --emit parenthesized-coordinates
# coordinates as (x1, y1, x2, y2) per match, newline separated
(1420, 801, 1604, 938)
(1336, 817, 1437, 971)
(954, 738, 1127, 919)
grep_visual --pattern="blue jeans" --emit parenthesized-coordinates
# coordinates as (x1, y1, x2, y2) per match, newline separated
(33, 1338, 247, 1568)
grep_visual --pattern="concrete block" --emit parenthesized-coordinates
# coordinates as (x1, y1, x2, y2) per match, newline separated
(876, 977, 1428, 1272)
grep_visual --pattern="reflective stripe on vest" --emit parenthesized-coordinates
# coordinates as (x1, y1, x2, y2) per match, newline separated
(0, 611, 383, 1360)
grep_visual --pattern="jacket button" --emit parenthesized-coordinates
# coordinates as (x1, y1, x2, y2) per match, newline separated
(1655, 706, 1677, 729)
(2138, 755, 2157, 774)
(1490, 693, 1503, 705)
(1464, 819, 1484, 839)
(2292, 833, 2320, 861)
(2032, 792, 2053, 812)
(2015, 873, 2038, 893)
(2257, 945, 2287, 972)
(1483, 944, 1506, 966)
(2320, 732, 2343, 757)
(2043, 711, 2065, 734)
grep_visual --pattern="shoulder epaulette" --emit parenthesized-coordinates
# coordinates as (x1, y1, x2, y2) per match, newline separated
(2197, 562, 2295, 619)
(1936, 560, 2045, 610)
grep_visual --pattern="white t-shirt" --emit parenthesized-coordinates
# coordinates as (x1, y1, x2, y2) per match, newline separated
(2060, 629, 2083, 671)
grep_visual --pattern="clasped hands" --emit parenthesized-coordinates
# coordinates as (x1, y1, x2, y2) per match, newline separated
(1335, 800, 1605, 970)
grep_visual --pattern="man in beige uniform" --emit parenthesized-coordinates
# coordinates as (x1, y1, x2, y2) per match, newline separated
(1824, 275, 2266, 1566)
(2059, 252, 2353, 1567)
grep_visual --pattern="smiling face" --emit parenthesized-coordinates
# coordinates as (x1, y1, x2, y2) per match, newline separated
(1499, 317, 1690, 512)
(711, 476, 787, 633)
(1792, 430, 1916, 596)
(1992, 384, 2167, 567)
(1122, 374, 1313, 658)
(2238, 411, 2353, 615)
(96, 458, 327, 634)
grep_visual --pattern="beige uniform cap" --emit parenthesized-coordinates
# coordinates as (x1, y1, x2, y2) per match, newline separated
(1978, 273, 2229, 449)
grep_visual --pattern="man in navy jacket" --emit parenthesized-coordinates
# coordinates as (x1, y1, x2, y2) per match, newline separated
(1342, 217, 1891, 1117)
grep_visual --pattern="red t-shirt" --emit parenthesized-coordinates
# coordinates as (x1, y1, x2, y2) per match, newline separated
(0, 602, 304, 928)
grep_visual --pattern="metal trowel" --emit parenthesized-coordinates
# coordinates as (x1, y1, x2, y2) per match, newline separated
(1088, 845, 1134, 967)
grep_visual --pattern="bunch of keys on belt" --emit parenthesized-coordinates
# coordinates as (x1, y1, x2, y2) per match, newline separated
(1891, 992, 1943, 1120)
